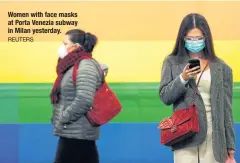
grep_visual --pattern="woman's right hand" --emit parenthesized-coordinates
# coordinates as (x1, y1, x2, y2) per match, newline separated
(181, 64, 201, 81)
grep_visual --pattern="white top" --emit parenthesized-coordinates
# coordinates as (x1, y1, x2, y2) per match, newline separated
(197, 69, 212, 122)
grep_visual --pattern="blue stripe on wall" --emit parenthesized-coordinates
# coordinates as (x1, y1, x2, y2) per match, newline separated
(0, 123, 239, 163)
(0, 124, 18, 163)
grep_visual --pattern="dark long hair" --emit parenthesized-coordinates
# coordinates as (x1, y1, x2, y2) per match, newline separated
(170, 13, 216, 61)
(65, 29, 98, 53)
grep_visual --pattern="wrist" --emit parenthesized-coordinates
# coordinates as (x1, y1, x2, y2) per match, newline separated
(180, 74, 188, 85)
(182, 73, 187, 81)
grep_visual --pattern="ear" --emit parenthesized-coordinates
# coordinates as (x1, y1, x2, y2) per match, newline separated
(75, 43, 81, 47)
(67, 43, 81, 53)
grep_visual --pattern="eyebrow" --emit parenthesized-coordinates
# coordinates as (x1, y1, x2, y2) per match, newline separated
(185, 36, 204, 39)
(184, 36, 205, 41)
(186, 36, 204, 37)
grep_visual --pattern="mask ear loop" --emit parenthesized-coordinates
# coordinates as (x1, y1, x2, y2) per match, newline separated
(66, 43, 81, 53)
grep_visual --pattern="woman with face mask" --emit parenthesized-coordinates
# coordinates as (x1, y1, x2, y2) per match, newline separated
(159, 13, 235, 163)
(50, 29, 108, 163)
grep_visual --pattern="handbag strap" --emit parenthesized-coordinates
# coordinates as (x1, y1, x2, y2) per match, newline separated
(198, 147, 200, 163)
(191, 61, 209, 104)
(72, 58, 105, 87)
(72, 56, 91, 87)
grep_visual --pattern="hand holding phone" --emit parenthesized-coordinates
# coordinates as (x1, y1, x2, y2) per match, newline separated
(181, 59, 201, 81)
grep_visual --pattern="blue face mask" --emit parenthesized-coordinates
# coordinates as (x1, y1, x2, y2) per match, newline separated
(185, 40, 205, 53)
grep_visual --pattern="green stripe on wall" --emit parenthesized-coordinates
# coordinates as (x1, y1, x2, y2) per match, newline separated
(0, 84, 19, 123)
(0, 83, 239, 123)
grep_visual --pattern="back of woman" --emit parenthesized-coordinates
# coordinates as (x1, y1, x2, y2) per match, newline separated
(50, 29, 108, 163)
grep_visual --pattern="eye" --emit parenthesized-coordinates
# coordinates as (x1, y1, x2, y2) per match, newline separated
(184, 36, 205, 41)
(184, 36, 195, 41)
(184, 36, 192, 41)
(197, 36, 205, 41)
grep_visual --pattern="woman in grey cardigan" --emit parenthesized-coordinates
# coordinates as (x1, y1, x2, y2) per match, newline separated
(159, 13, 235, 163)
(50, 29, 108, 163)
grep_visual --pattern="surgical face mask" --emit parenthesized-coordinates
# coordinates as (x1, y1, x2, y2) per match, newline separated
(57, 44, 67, 59)
(185, 39, 205, 53)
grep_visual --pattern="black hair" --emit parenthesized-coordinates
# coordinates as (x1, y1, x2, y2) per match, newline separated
(170, 13, 216, 60)
(65, 29, 98, 53)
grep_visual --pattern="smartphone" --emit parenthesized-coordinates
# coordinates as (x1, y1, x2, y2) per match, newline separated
(188, 59, 200, 69)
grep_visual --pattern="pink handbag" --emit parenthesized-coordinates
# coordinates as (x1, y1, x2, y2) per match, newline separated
(226, 157, 236, 163)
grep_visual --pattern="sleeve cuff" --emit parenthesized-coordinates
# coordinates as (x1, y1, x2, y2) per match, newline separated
(180, 74, 188, 85)
(227, 143, 235, 151)
(227, 148, 235, 151)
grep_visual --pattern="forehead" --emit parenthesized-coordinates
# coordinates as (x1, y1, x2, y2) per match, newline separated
(186, 28, 203, 37)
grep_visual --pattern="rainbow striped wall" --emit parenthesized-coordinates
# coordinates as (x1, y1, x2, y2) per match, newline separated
(0, 1, 240, 163)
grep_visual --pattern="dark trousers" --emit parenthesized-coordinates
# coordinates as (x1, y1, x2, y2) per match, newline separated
(54, 137, 99, 163)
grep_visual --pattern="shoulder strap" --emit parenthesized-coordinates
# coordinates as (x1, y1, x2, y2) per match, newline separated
(72, 57, 105, 87)
(191, 61, 209, 104)
(72, 56, 90, 87)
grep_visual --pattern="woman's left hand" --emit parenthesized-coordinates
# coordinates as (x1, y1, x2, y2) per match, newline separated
(228, 149, 235, 159)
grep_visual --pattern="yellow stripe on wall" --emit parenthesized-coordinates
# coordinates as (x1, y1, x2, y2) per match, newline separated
(0, 41, 239, 83)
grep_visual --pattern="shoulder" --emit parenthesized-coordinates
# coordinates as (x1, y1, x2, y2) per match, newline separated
(77, 59, 98, 72)
(215, 57, 232, 73)
(214, 58, 233, 82)
(163, 55, 179, 66)
(76, 59, 100, 78)
(78, 58, 95, 67)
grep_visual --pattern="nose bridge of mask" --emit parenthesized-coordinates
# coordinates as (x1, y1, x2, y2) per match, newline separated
(186, 39, 204, 44)
(185, 36, 205, 41)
